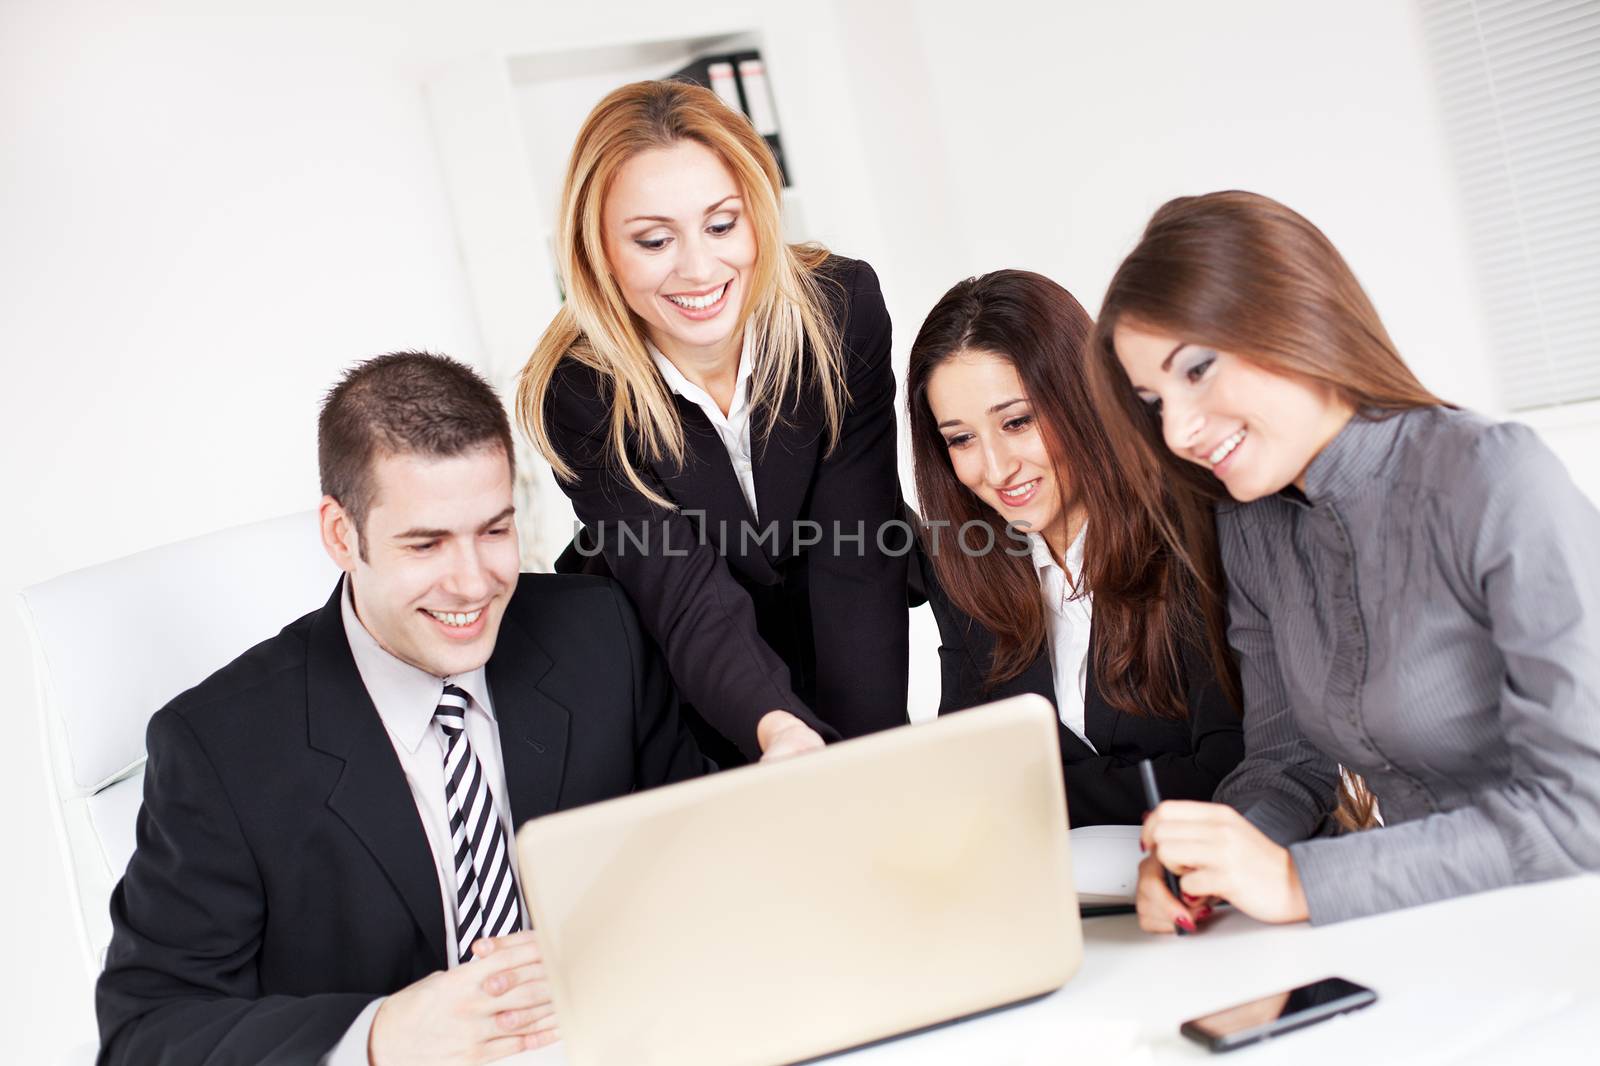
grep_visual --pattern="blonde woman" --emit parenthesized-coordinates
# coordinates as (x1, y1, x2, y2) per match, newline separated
(518, 80, 908, 767)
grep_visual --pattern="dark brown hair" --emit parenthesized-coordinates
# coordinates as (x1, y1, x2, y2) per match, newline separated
(907, 269, 1237, 719)
(319, 351, 514, 556)
(1089, 190, 1444, 828)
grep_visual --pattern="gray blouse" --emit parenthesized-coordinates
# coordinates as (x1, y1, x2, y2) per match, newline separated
(1214, 406, 1600, 924)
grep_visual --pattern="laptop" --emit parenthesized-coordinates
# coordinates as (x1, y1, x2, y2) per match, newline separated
(514, 694, 1084, 1066)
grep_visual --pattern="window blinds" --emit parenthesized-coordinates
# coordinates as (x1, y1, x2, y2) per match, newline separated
(1417, 0, 1600, 410)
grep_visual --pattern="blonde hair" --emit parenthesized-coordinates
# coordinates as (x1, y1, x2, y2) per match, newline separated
(517, 79, 847, 508)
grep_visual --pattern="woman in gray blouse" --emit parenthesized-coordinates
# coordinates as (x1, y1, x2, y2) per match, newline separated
(1088, 190, 1600, 928)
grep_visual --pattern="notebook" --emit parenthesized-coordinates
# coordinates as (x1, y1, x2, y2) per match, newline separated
(1070, 824, 1144, 906)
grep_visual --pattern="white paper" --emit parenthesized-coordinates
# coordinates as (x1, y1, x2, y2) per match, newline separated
(1070, 824, 1143, 905)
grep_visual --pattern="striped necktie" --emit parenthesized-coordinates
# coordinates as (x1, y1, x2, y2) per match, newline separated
(434, 683, 523, 963)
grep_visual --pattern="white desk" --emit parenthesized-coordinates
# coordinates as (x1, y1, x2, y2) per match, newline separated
(509, 875, 1600, 1066)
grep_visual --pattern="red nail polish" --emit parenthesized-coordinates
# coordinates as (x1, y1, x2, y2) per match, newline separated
(1195, 906, 1214, 921)
(1175, 914, 1197, 934)
(1139, 840, 1147, 853)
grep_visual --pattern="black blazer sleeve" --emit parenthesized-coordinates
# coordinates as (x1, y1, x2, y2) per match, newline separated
(607, 581, 716, 786)
(1057, 635, 1244, 826)
(97, 710, 373, 1065)
(544, 365, 829, 762)
(803, 260, 909, 738)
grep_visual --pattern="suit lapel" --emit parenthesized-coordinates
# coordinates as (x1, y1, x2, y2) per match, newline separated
(1082, 627, 1120, 755)
(1012, 650, 1055, 706)
(485, 605, 572, 830)
(305, 582, 448, 969)
(652, 396, 779, 585)
(992, 635, 1099, 764)
(956, 588, 1102, 763)
(967, 625, 1092, 748)
(1015, 653, 1099, 763)
(752, 392, 822, 557)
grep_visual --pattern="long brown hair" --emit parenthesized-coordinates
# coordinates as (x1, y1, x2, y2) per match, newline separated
(907, 269, 1238, 719)
(1090, 190, 1445, 515)
(517, 80, 845, 509)
(1088, 190, 1445, 828)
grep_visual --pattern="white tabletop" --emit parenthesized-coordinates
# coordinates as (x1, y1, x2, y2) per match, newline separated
(508, 874, 1600, 1066)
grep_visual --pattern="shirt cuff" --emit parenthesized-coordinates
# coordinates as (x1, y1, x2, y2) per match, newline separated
(323, 997, 384, 1066)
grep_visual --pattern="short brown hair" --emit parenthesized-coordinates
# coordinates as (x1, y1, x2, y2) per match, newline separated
(319, 352, 514, 553)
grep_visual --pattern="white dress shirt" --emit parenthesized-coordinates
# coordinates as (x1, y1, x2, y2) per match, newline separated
(328, 576, 527, 1064)
(650, 333, 758, 518)
(1031, 524, 1096, 753)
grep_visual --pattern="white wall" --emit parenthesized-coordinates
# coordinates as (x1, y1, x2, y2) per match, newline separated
(876, 0, 1498, 409)
(3, 0, 1588, 1058)
(1, 3, 484, 1059)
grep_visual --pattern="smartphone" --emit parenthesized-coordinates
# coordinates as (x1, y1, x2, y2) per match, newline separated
(1179, 976, 1377, 1052)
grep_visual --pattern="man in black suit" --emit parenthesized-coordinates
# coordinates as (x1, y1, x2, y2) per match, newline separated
(97, 352, 708, 1065)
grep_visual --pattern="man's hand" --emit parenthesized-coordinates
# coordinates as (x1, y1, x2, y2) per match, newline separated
(472, 931, 559, 1043)
(368, 930, 559, 1065)
(1138, 800, 1310, 929)
(756, 710, 826, 763)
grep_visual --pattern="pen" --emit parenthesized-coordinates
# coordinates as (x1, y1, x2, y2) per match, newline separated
(1138, 758, 1188, 936)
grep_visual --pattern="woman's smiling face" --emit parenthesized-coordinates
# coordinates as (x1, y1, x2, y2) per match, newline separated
(925, 348, 1073, 548)
(1112, 320, 1354, 501)
(601, 139, 756, 368)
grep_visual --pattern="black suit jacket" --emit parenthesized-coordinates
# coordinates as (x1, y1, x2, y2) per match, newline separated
(917, 548, 1243, 826)
(546, 255, 909, 764)
(96, 574, 707, 1065)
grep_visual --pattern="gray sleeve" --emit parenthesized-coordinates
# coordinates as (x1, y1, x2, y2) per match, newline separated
(1211, 510, 1341, 844)
(1293, 425, 1600, 924)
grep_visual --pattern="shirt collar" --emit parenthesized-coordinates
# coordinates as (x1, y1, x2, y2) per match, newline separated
(1292, 408, 1414, 507)
(340, 575, 495, 754)
(649, 333, 754, 419)
(1028, 521, 1088, 579)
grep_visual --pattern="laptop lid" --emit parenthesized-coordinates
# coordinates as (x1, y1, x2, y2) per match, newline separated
(514, 694, 1083, 1066)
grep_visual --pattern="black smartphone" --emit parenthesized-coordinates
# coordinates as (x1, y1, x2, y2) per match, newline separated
(1179, 976, 1377, 1052)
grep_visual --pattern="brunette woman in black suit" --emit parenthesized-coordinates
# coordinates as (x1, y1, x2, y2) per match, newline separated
(906, 270, 1242, 824)
(517, 80, 907, 767)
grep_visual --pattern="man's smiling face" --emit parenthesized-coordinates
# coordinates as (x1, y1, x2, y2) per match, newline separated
(332, 445, 519, 677)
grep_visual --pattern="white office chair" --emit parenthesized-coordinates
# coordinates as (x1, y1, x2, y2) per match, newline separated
(18, 510, 340, 975)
